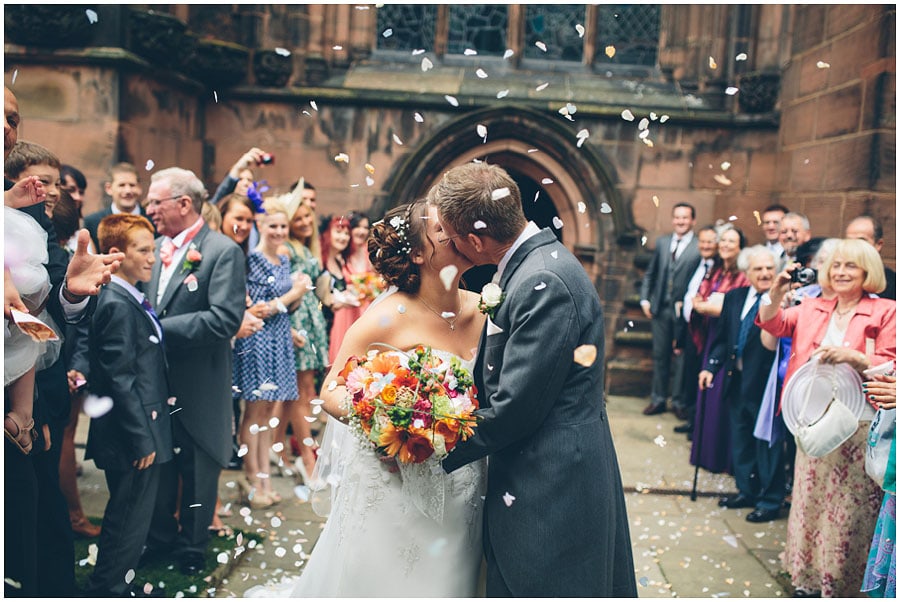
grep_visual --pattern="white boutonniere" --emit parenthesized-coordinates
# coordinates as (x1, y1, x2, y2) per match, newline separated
(478, 283, 505, 318)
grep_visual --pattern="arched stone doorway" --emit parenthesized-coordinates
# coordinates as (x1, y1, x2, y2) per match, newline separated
(374, 105, 640, 290)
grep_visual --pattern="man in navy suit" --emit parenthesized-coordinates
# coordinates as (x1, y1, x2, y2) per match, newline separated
(640, 203, 701, 416)
(84, 214, 173, 596)
(699, 245, 784, 522)
(83, 163, 145, 251)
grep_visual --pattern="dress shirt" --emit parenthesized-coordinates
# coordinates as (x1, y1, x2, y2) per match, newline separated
(669, 230, 694, 262)
(494, 221, 541, 284)
(156, 216, 205, 306)
(111, 274, 163, 340)
(683, 258, 713, 321)
(110, 203, 142, 216)
(766, 240, 784, 258)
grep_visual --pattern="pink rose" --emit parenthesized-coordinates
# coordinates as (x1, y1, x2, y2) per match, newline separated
(186, 249, 202, 263)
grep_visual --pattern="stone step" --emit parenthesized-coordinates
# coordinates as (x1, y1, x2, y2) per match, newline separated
(613, 330, 653, 347)
(614, 315, 651, 333)
(605, 358, 653, 397)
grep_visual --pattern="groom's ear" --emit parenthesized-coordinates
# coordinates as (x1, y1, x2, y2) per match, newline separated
(467, 233, 485, 253)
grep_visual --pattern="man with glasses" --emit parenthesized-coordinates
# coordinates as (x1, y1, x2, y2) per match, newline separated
(84, 163, 146, 251)
(141, 167, 246, 576)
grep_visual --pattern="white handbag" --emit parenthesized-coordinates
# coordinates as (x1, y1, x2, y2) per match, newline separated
(794, 362, 859, 458)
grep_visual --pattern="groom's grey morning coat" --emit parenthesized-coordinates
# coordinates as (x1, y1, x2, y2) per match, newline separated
(443, 228, 637, 597)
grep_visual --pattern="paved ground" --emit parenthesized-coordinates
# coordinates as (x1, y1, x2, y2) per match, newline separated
(77, 395, 791, 598)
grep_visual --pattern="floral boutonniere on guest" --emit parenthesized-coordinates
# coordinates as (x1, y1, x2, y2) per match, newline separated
(478, 282, 505, 319)
(181, 243, 202, 273)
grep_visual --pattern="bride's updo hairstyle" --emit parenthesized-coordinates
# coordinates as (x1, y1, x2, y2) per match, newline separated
(368, 199, 429, 294)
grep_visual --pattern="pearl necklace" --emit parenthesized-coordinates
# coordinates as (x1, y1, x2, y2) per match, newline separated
(419, 294, 461, 330)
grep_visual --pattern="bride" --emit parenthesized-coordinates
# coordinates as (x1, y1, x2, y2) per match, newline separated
(247, 199, 487, 597)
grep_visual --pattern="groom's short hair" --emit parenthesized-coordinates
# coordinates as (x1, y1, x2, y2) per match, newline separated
(429, 162, 527, 243)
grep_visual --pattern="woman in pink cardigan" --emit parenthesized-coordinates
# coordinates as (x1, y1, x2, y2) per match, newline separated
(756, 239, 896, 598)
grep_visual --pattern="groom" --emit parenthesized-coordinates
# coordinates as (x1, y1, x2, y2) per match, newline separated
(433, 163, 637, 597)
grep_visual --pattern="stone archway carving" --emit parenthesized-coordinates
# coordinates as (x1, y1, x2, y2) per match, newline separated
(375, 105, 640, 260)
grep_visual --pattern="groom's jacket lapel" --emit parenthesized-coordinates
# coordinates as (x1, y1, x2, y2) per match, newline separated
(498, 228, 559, 290)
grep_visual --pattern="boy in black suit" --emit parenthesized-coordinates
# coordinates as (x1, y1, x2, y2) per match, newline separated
(84, 214, 174, 596)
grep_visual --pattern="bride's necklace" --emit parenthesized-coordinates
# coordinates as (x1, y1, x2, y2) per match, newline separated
(419, 293, 461, 330)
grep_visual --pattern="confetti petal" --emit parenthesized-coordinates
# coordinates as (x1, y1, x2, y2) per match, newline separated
(736, 52, 748, 61)
(439, 266, 458, 291)
(534, 282, 547, 291)
(310, 100, 318, 111)
(753, 210, 762, 225)
(573, 344, 597, 366)
(713, 174, 733, 186)
(721, 161, 731, 170)
(11, 69, 17, 85)
(213, 91, 218, 103)
(577, 202, 586, 213)
(84, 395, 113, 418)
(502, 492, 516, 507)
(145, 159, 155, 171)
(552, 217, 564, 229)
(464, 48, 478, 56)
(660, 115, 670, 123)
(392, 133, 403, 145)
(575, 24, 585, 38)
(334, 153, 349, 163)
(476, 124, 488, 138)
(412, 49, 425, 56)
(550, 250, 558, 259)
(621, 109, 635, 121)
(652, 195, 660, 208)
(638, 117, 650, 131)
(475, 68, 488, 79)
(365, 176, 375, 187)
(600, 202, 612, 214)
(491, 187, 510, 200)
(535, 82, 549, 92)
(816, 61, 830, 69)
(496, 89, 509, 99)
(725, 86, 739, 95)
(382, 28, 393, 38)
(125, 569, 135, 584)
(653, 435, 667, 447)
(275, 47, 291, 57)
(444, 95, 459, 107)
(421, 57, 433, 72)
(473, 220, 487, 230)
(605, 45, 616, 58)
(541, 177, 554, 185)
(414, 112, 424, 123)
(535, 41, 547, 52)
(216, 552, 229, 564)
(85, 9, 98, 24)
(503, 49, 514, 59)
(709, 56, 718, 69)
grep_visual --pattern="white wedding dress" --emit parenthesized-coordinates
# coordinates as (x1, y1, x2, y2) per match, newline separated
(246, 350, 487, 598)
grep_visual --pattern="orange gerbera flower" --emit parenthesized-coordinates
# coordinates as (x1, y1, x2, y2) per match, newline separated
(370, 352, 401, 375)
(380, 384, 398, 405)
(434, 419, 460, 450)
(338, 355, 362, 380)
(379, 425, 434, 463)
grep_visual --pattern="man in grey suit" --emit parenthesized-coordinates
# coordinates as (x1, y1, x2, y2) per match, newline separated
(143, 167, 246, 575)
(433, 163, 636, 597)
(639, 203, 701, 416)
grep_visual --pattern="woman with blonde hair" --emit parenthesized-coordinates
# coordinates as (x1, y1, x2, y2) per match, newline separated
(757, 239, 896, 597)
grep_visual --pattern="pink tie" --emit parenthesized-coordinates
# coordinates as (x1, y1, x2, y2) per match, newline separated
(160, 239, 175, 268)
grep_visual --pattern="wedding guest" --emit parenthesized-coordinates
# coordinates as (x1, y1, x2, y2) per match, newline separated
(59, 164, 89, 252)
(142, 167, 246, 575)
(757, 239, 896, 598)
(778, 212, 811, 265)
(83, 214, 173, 597)
(639, 203, 701, 417)
(272, 183, 329, 480)
(688, 224, 749, 475)
(201, 201, 222, 232)
(83, 163, 144, 252)
(698, 246, 783, 521)
(210, 147, 268, 204)
(233, 198, 307, 507)
(845, 214, 896, 300)
(320, 215, 360, 364)
(861, 369, 896, 598)
(760, 204, 789, 257)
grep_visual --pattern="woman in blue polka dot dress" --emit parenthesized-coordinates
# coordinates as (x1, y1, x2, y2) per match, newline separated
(233, 198, 308, 507)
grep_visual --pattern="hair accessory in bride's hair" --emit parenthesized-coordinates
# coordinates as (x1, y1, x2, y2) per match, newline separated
(387, 203, 413, 254)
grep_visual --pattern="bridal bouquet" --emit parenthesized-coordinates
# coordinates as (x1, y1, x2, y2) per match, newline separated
(339, 346, 479, 464)
(348, 272, 386, 303)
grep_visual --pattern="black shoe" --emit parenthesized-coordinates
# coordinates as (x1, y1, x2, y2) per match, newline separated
(138, 545, 174, 568)
(746, 507, 781, 523)
(718, 494, 755, 509)
(226, 455, 243, 471)
(673, 407, 691, 421)
(673, 423, 692, 434)
(179, 552, 205, 575)
(791, 587, 821, 597)
(642, 402, 666, 416)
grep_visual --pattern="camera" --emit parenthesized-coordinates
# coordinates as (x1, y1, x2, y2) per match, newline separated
(790, 266, 818, 285)
(258, 153, 275, 165)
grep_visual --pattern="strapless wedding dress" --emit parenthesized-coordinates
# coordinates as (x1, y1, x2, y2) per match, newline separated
(245, 350, 487, 597)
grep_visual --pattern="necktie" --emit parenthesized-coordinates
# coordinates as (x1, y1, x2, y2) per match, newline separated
(160, 239, 175, 268)
(735, 294, 761, 358)
(141, 298, 164, 341)
(671, 238, 681, 262)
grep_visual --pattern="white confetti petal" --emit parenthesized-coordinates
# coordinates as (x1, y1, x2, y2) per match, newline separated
(709, 56, 718, 69)
(729, 215, 738, 221)
(491, 187, 510, 200)
(816, 61, 830, 69)
(535, 82, 549, 92)
(476, 124, 488, 138)
(382, 28, 393, 38)
(439, 265, 458, 291)
(275, 47, 291, 57)
(444, 95, 459, 107)
(650, 112, 658, 120)
(577, 202, 586, 213)
(723, 535, 739, 548)
(145, 159, 155, 171)
(392, 133, 403, 145)
(652, 195, 660, 207)
(600, 203, 612, 214)
(167, 396, 177, 406)
(464, 48, 478, 56)
(213, 91, 218, 103)
(237, 445, 248, 457)
(550, 250, 558, 259)
(365, 176, 375, 187)
(653, 435, 667, 447)
(541, 178, 554, 185)
(475, 68, 488, 79)
(217, 552, 229, 564)
(496, 89, 509, 99)
(638, 117, 650, 131)
(333, 45, 343, 51)
(605, 45, 616, 58)
(302, 437, 315, 447)
(576, 128, 589, 139)
(534, 282, 547, 291)
(125, 569, 136, 584)
(412, 49, 425, 56)
(421, 57, 433, 72)
(310, 100, 318, 111)
(259, 383, 278, 391)
(143, 583, 154, 595)
(502, 492, 516, 507)
(84, 395, 113, 418)
(327, 380, 338, 392)
(85, 9, 99, 24)
(736, 52, 748, 61)
(638, 129, 650, 140)
(621, 109, 635, 121)
(473, 220, 487, 230)
(533, 191, 540, 203)
(11, 69, 18, 85)
(334, 153, 349, 163)
(503, 49, 514, 59)
(725, 86, 739, 95)
(721, 161, 731, 170)
(552, 217, 564, 229)
(535, 41, 547, 52)
(310, 398, 324, 405)
(397, 304, 406, 314)
(575, 24, 585, 38)
(660, 115, 670, 123)
(414, 112, 424, 123)
(275, 547, 287, 558)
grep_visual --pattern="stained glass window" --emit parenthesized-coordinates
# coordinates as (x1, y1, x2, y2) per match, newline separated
(524, 5, 585, 62)
(447, 6, 508, 56)
(375, 4, 437, 52)
(595, 5, 660, 66)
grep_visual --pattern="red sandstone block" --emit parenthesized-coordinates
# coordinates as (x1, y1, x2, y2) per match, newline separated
(816, 84, 863, 139)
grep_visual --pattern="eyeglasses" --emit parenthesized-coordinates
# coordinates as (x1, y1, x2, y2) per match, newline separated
(436, 233, 464, 246)
(146, 195, 184, 208)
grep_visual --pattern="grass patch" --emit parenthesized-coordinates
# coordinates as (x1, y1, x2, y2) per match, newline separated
(74, 518, 263, 597)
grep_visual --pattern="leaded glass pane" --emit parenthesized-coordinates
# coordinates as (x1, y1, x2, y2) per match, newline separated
(524, 5, 585, 62)
(595, 4, 660, 66)
(376, 5, 436, 52)
(447, 5, 508, 56)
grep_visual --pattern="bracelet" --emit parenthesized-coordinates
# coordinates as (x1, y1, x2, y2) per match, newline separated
(62, 278, 86, 304)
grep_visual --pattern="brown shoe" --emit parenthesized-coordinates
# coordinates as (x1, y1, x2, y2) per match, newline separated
(71, 515, 101, 539)
(642, 402, 666, 416)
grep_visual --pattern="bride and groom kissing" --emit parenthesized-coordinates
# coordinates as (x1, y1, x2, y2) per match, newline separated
(248, 163, 637, 597)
